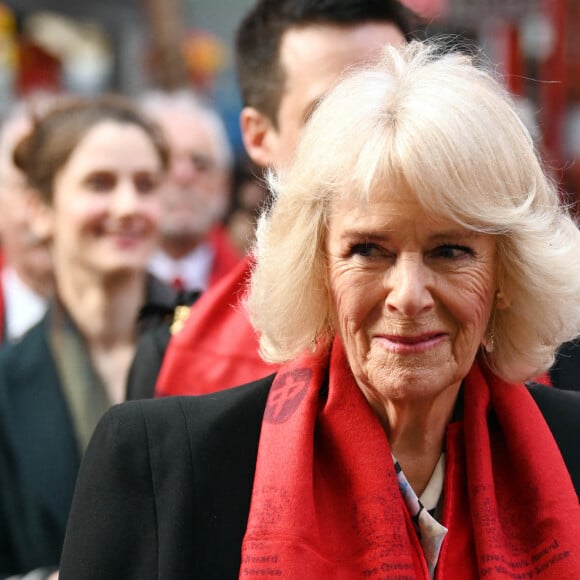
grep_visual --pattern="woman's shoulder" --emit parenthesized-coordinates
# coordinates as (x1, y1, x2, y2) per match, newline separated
(129, 372, 273, 416)
(104, 373, 275, 446)
(527, 382, 580, 496)
(0, 313, 55, 395)
(83, 374, 276, 507)
(549, 339, 580, 391)
(527, 381, 580, 414)
(527, 381, 580, 438)
(0, 314, 49, 361)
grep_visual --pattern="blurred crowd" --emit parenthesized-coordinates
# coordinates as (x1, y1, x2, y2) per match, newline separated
(0, 81, 268, 579)
(0, 85, 268, 339)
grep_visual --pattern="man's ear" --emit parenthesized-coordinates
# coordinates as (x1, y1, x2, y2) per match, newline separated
(239, 106, 277, 169)
(26, 191, 54, 243)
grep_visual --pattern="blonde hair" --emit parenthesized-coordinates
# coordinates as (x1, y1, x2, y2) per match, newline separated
(247, 40, 580, 382)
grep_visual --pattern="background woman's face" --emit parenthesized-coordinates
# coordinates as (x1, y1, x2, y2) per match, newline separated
(326, 194, 499, 408)
(50, 120, 163, 278)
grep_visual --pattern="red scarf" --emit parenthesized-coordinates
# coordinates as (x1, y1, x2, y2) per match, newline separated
(240, 339, 580, 579)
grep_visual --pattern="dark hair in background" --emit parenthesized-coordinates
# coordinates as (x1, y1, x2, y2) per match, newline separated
(13, 94, 169, 204)
(235, 0, 420, 125)
(227, 153, 269, 223)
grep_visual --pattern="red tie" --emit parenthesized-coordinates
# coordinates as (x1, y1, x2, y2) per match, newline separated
(171, 276, 185, 292)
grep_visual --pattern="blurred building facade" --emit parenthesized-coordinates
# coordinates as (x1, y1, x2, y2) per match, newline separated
(0, 0, 578, 212)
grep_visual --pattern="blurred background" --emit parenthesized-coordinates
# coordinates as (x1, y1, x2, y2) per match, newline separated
(1, 0, 578, 210)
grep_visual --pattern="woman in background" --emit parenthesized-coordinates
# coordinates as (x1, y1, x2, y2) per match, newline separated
(0, 95, 170, 579)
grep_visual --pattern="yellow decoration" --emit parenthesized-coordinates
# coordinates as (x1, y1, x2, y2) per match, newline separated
(170, 305, 191, 336)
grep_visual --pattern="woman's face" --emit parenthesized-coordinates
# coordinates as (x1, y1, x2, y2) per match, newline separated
(49, 120, 163, 277)
(326, 193, 499, 407)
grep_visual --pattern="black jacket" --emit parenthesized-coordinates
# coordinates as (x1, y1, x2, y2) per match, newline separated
(0, 276, 178, 578)
(549, 339, 580, 391)
(60, 376, 273, 580)
(59, 377, 580, 580)
(0, 315, 80, 578)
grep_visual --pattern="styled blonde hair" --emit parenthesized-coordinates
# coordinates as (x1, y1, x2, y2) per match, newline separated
(247, 40, 580, 382)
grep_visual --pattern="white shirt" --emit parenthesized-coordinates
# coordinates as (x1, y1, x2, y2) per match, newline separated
(148, 243, 215, 292)
(1, 266, 49, 342)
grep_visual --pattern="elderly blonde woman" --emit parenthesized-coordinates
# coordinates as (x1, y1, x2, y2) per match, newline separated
(59, 41, 580, 579)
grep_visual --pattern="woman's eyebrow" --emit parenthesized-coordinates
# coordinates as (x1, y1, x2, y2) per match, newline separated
(337, 227, 480, 243)
(428, 230, 480, 243)
(338, 227, 391, 241)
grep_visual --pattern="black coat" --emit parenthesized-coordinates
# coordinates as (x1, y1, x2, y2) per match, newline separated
(0, 315, 80, 578)
(59, 377, 580, 580)
(60, 375, 273, 580)
(549, 339, 580, 391)
(0, 276, 179, 578)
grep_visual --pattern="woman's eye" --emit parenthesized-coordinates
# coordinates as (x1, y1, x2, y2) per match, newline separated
(86, 172, 115, 191)
(134, 173, 160, 194)
(431, 245, 473, 259)
(349, 242, 383, 258)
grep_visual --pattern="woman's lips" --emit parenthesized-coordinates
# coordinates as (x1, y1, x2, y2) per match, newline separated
(104, 230, 148, 250)
(375, 332, 447, 354)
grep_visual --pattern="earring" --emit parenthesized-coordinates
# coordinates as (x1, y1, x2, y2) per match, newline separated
(484, 290, 502, 353)
(484, 329, 495, 353)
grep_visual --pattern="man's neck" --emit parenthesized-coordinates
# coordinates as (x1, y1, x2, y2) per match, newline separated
(161, 235, 204, 260)
(11, 263, 54, 299)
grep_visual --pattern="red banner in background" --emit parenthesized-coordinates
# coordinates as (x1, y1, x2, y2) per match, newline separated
(17, 39, 61, 95)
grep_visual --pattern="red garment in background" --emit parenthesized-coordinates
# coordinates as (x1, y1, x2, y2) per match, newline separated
(155, 254, 278, 397)
(206, 225, 243, 289)
(17, 40, 61, 95)
(533, 372, 552, 387)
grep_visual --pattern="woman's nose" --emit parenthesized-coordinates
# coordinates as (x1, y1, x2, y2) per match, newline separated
(111, 182, 140, 215)
(385, 255, 434, 316)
